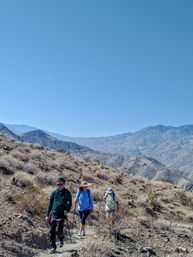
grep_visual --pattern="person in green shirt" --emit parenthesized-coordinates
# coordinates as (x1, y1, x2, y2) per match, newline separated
(45, 177, 72, 254)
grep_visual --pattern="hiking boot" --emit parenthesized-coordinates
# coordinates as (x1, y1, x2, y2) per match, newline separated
(49, 248, 56, 254)
(59, 240, 64, 247)
(82, 229, 86, 236)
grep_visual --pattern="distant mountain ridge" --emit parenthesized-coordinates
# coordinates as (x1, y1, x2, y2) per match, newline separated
(0, 123, 182, 183)
(0, 123, 19, 140)
(44, 124, 193, 177)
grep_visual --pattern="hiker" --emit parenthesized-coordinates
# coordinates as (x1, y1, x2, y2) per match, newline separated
(74, 181, 94, 236)
(103, 187, 119, 217)
(45, 177, 72, 254)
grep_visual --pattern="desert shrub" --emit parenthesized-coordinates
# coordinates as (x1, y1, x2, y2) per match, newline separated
(35, 173, 55, 187)
(30, 150, 44, 161)
(38, 162, 50, 172)
(129, 177, 138, 185)
(4, 193, 16, 204)
(11, 150, 29, 162)
(82, 175, 96, 183)
(56, 159, 77, 173)
(21, 146, 31, 153)
(49, 162, 60, 171)
(84, 156, 91, 163)
(80, 238, 112, 257)
(115, 175, 123, 184)
(147, 191, 162, 211)
(13, 173, 33, 188)
(32, 143, 44, 150)
(178, 191, 193, 207)
(9, 158, 24, 170)
(92, 191, 103, 202)
(0, 157, 16, 175)
(96, 172, 109, 181)
(108, 176, 116, 184)
(12, 185, 48, 216)
(24, 163, 39, 175)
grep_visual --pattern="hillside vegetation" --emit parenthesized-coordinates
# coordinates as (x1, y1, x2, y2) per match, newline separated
(1, 135, 193, 256)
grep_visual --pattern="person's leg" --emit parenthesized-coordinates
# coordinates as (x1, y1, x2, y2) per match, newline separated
(57, 218, 65, 247)
(49, 219, 57, 250)
(78, 211, 84, 235)
(81, 210, 91, 235)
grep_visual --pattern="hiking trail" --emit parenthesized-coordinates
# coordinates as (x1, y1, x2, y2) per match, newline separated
(36, 226, 96, 257)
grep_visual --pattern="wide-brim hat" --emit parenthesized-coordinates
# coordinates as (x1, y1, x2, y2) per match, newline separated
(79, 181, 91, 188)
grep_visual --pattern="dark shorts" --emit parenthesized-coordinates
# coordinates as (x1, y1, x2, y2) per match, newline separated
(78, 210, 91, 225)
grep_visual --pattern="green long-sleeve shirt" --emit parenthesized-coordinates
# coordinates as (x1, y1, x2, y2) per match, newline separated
(47, 188, 72, 217)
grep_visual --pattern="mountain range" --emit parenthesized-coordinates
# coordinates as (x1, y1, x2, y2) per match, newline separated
(2, 122, 193, 184)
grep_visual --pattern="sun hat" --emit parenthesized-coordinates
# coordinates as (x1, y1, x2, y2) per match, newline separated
(79, 181, 91, 188)
(106, 187, 113, 194)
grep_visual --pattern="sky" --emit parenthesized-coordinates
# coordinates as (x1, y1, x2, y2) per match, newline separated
(0, 0, 193, 137)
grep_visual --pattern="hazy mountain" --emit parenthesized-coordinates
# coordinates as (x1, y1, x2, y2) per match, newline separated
(53, 124, 193, 176)
(21, 130, 98, 158)
(5, 124, 38, 135)
(0, 123, 19, 140)
(21, 129, 175, 181)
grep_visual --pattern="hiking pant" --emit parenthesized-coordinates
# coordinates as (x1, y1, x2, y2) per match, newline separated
(49, 216, 65, 249)
(79, 210, 91, 225)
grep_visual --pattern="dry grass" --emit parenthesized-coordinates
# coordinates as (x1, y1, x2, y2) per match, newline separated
(2, 136, 193, 256)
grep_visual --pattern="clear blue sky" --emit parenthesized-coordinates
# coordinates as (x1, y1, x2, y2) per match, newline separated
(0, 0, 192, 137)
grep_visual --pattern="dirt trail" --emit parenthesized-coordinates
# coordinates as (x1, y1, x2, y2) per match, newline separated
(36, 226, 96, 257)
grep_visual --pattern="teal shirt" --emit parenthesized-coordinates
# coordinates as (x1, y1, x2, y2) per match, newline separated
(47, 188, 72, 217)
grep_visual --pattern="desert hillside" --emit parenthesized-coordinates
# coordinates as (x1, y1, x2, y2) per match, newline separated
(0, 123, 183, 184)
(1, 135, 193, 257)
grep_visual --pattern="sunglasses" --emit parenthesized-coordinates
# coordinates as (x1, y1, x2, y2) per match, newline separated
(57, 183, 63, 186)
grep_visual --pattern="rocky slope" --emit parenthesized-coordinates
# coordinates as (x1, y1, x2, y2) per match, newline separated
(47, 124, 193, 180)
(1, 135, 193, 256)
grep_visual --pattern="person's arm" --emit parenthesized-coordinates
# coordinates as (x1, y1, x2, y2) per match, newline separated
(116, 200, 119, 211)
(66, 190, 72, 212)
(115, 194, 119, 211)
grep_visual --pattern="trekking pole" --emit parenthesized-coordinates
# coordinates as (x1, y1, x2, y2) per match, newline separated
(98, 196, 103, 218)
(72, 206, 76, 225)
(66, 217, 72, 243)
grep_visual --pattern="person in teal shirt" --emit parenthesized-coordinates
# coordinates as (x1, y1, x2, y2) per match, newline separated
(45, 177, 72, 254)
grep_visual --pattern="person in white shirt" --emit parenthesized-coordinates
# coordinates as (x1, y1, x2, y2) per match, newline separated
(103, 187, 119, 218)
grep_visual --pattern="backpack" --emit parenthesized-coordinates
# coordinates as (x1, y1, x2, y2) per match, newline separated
(104, 189, 116, 201)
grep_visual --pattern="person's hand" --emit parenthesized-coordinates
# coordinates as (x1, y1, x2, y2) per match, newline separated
(90, 211, 95, 219)
(64, 211, 68, 219)
(45, 216, 49, 223)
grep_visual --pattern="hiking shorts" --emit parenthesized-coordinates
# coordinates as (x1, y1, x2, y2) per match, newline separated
(78, 210, 91, 225)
